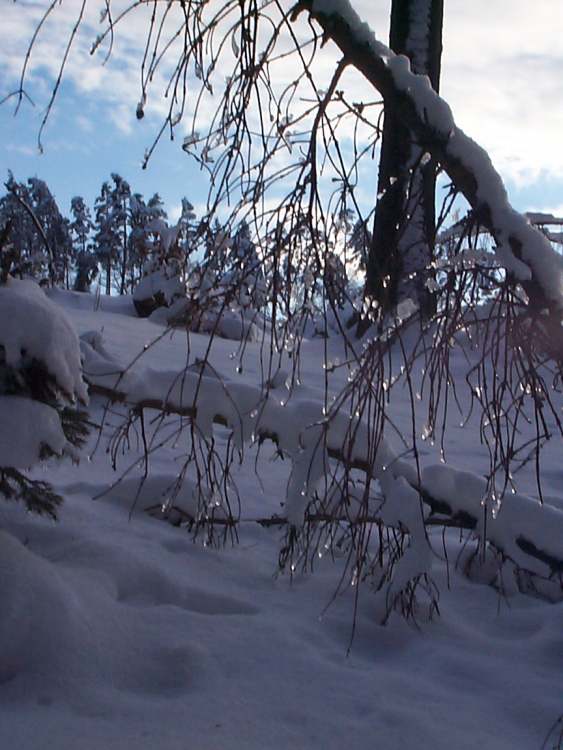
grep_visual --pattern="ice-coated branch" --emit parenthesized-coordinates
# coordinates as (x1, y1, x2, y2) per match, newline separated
(81, 336, 563, 585)
(294, 0, 563, 332)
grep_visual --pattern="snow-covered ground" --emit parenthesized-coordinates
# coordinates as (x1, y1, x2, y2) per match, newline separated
(1, 288, 562, 750)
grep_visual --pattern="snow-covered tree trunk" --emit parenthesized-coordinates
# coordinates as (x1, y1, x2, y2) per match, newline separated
(296, 0, 563, 354)
(365, 0, 443, 321)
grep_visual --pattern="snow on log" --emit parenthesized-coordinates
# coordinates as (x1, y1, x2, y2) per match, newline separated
(525, 212, 563, 227)
(81, 335, 563, 584)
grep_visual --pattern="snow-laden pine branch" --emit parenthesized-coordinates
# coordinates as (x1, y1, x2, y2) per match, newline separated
(0, 280, 88, 470)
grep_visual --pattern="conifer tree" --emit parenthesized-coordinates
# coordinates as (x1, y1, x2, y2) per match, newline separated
(176, 198, 198, 276)
(27, 177, 73, 287)
(69, 196, 97, 292)
(0, 228, 89, 517)
(0, 174, 71, 286)
(93, 181, 120, 294)
(110, 174, 131, 295)
(128, 193, 151, 287)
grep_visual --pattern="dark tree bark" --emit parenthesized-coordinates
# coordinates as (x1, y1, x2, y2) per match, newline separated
(363, 0, 444, 323)
(299, 0, 562, 359)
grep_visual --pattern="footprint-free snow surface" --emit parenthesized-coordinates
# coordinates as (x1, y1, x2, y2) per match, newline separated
(1, 289, 561, 750)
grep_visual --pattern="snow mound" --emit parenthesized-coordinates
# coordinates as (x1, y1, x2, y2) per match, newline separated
(0, 279, 87, 402)
(0, 396, 67, 468)
(133, 267, 184, 308)
(0, 527, 195, 705)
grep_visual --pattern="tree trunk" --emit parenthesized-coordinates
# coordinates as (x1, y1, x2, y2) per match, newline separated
(299, 0, 563, 359)
(363, 0, 443, 323)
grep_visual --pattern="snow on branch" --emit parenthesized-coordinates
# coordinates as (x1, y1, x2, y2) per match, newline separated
(0, 279, 88, 403)
(80, 334, 563, 587)
(0, 280, 88, 472)
(439, 211, 563, 246)
(295, 0, 563, 318)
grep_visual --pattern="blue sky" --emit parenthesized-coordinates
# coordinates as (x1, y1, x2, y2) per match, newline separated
(2, 0, 563, 224)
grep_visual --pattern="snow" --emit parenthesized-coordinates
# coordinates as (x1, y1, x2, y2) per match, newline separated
(547, 231, 563, 245)
(422, 464, 563, 578)
(525, 212, 563, 226)
(80, 329, 424, 527)
(2, 2, 561, 741)
(79, 313, 563, 582)
(133, 266, 184, 306)
(145, 218, 180, 254)
(0, 280, 87, 469)
(0, 396, 67, 468)
(493, 242, 532, 281)
(311, 0, 453, 137)
(374, 473, 432, 621)
(1, 289, 562, 749)
(447, 132, 563, 296)
(310, 0, 563, 308)
(0, 278, 88, 402)
(387, 55, 454, 137)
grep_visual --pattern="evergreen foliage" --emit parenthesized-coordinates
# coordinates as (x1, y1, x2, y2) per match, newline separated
(69, 196, 97, 292)
(0, 173, 72, 286)
(0, 224, 89, 517)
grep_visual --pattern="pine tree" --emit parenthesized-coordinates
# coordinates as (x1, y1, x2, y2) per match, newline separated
(93, 181, 120, 295)
(228, 220, 266, 310)
(128, 193, 151, 288)
(0, 228, 89, 517)
(27, 177, 73, 287)
(0, 174, 35, 278)
(147, 193, 167, 224)
(69, 196, 97, 292)
(0, 174, 71, 286)
(176, 198, 198, 276)
(110, 174, 131, 295)
(127, 192, 168, 290)
(69, 197, 92, 255)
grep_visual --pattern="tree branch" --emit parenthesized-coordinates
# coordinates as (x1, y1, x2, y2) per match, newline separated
(294, 0, 563, 355)
(86, 377, 563, 580)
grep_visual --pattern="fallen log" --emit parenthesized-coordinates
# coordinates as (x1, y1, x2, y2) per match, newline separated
(84, 360, 563, 584)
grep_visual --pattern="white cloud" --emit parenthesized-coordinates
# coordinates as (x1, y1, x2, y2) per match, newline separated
(75, 114, 93, 134)
(4, 143, 36, 157)
(168, 203, 182, 223)
(2, 0, 563, 196)
(439, 0, 563, 182)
